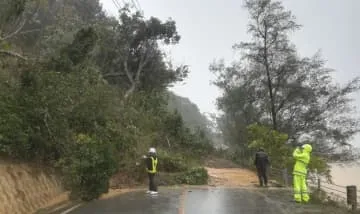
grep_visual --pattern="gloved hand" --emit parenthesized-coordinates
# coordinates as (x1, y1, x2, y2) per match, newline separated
(142, 155, 147, 159)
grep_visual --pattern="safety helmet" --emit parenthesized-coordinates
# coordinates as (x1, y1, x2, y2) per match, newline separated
(149, 147, 156, 153)
(301, 144, 312, 153)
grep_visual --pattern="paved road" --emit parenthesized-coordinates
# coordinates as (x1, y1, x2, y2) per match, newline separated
(54, 187, 345, 214)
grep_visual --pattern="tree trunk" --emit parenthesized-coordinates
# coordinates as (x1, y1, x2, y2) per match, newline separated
(263, 23, 277, 130)
(124, 83, 135, 99)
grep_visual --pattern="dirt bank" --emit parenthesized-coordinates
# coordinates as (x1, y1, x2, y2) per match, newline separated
(206, 167, 259, 187)
(0, 160, 64, 214)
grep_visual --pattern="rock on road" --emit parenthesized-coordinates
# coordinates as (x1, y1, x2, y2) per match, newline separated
(52, 187, 343, 214)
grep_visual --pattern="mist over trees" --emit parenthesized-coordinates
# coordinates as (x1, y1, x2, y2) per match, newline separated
(211, 0, 360, 165)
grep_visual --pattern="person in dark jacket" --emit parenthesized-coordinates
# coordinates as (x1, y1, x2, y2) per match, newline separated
(254, 148, 270, 187)
(143, 147, 158, 195)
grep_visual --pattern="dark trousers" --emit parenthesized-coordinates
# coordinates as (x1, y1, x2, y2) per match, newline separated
(148, 173, 157, 191)
(256, 166, 268, 186)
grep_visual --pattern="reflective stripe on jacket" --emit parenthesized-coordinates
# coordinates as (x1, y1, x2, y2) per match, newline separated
(147, 156, 158, 174)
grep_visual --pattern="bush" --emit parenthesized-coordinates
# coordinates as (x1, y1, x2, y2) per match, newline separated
(247, 124, 291, 169)
(58, 134, 117, 201)
(156, 172, 181, 186)
(175, 167, 208, 185)
(157, 150, 188, 173)
(247, 124, 330, 176)
(310, 189, 328, 204)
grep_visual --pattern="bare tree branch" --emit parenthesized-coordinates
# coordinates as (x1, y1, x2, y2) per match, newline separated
(0, 19, 27, 41)
(1, 1, 41, 41)
(18, 28, 41, 35)
(166, 136, 171, 148)
(134, 49, 149, 83)
(0, 50, 27, 60)
(123, 59, 134, 84)
(124, 44, 151, 99)
(102, 72, 125, 78)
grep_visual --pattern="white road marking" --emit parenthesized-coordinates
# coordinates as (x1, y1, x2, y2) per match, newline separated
(60, 203, 83, 214)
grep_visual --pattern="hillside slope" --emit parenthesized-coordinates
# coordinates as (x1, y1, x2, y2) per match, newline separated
(167, 91, 210, 132)
(0, 160, 64, 214)
(167, 91, 225, 148)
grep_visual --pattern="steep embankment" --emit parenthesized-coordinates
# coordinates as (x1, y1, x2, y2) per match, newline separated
(0, 160, 65, 214)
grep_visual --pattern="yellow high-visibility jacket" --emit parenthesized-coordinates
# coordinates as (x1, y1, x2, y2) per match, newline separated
(292, 144, 312, 176)
(146, 156, 158, 174)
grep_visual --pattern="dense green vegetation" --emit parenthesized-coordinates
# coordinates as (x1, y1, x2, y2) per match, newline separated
(1, 0, 359, 203)
(0, 0, 212, 201)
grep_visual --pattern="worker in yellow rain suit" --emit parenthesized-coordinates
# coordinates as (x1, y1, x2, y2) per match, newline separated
(292, 143, 312, 203)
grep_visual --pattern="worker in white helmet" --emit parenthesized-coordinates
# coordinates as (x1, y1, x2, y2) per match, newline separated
(143, 147, 158, 195)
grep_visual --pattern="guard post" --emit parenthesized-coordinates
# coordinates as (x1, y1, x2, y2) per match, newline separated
(346, 185, 357, 211)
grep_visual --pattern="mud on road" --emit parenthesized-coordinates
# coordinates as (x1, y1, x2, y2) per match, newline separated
(206, 167, 259, 187)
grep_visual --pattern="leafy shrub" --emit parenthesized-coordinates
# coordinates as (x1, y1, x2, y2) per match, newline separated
(161, 111, 214, 158)
(58, 134, 117, 201)
(156, 172, 181, 186)
(176, 167, 208, 185)
(247, 124, 292, 169)
(247, 124, 330, 176)
(157, 150, 188, 173)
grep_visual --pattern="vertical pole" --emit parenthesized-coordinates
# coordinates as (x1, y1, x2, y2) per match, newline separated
(352, 186, 357, 211)
(282, 168, 289, 187)
(314, 169, 320, 190)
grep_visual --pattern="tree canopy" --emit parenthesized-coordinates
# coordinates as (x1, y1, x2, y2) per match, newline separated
(0, 0, 212, 201)
(211, 0, 360, 162)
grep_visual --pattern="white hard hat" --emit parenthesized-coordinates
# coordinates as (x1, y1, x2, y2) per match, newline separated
(149, 147, 156, 153)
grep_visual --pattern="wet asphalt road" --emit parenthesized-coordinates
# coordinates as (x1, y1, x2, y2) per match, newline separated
(59, 187, 344, 214)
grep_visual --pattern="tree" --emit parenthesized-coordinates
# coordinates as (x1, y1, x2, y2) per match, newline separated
(98, 7, 188, 98)
(247, 124, 291, 168)
(0, 0, 214, 201)
(0, 0, 107, 59)
(0, 0, 38, 60)
(211, 0, 360, 160)
(247, 124, 329, 176)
